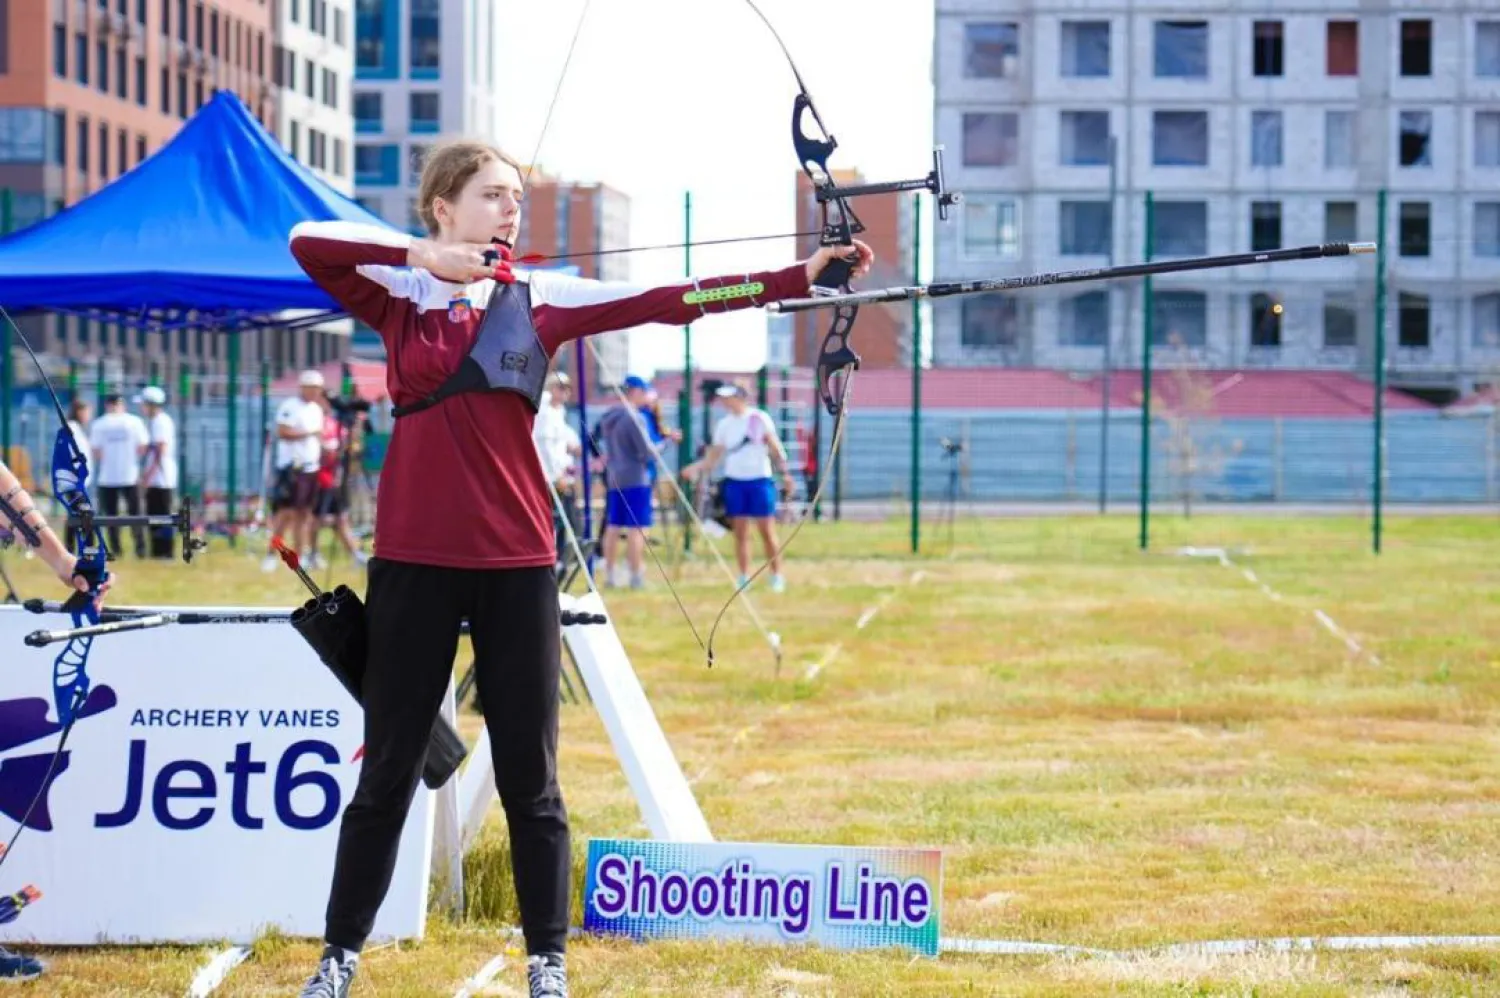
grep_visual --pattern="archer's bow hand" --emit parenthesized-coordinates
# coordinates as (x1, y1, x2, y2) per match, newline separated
(62, 555, 111, 612)
(803, 240, 874, 288)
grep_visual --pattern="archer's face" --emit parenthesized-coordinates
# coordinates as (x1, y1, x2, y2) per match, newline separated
(445, 159, 524, 246)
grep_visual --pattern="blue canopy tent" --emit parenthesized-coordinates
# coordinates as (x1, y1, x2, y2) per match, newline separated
(0, 89, 398, 532)
(0, 88, 395, 323)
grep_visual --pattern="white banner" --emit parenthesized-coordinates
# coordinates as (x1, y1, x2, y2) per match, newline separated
(0, 604, 434, 945)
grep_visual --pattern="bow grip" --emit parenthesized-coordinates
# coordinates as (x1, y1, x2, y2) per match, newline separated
(812, 248, 856, 293)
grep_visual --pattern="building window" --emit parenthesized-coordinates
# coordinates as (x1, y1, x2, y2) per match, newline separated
(176, 0, 185, 41)
(0, 109, 48, 164)
(209, 9, 218, 56)
(1324, 110, 1356, 168)
(1154, 21, 1208, 78)
(1398, 293, 1429, 348)
(1474, 294, 1500, 349)
(964, 22, 1019, 78)
(194, 76, 203, 110)
(1479, 22, 1500, 77)
(1323, 294, 1357, 348)
(53, 22, 65, 77)
(98, 121, 108, 178)
(1400, 20, 1431, 77)
(95, 39, 108, 92)
(193, 1, 203, 48)
(960, 297, 1020, 348)
(176, 70, 186, 117)
(77, 116, 89, 174)
(1326, 20, 1358, 76)
(114, 47, 126, 98)
(1250, 110, 1282, 167)
(962, 112, 1018, 167)
(1325, 201, 1357, 242)
(333, 138, 345, 176)
(407, 143, 429, 183)
(1153, 201, 1208, 256)
(1059, 201, 1111, 255)
(116, 129, 126, 178)
(1152, 291, 1207, 347)
(410, 0, 440, 73)
(135, 55, 145, 106)
(1252, 21, 1283, 77)
(1152, 110, 1208, 166)
(1059, 110, 1109, 165)
(1398, 110, 1431, 167)
(334, 7, 346, 47)
(1475, 203, 1500, 257)
(356, 0, 384, 70)
(1398, 201, 1430, 257)
(304, 58, 315, 99)
(1476, 112, 1500, 168)
(355, 143, 398, 183)
(75, 32, 87, 85)
(160, 65, 169, 113)
(962, 197, 1020, 258)
(49, 110, 65, 166)
(289, 120, 300, 160)
(1060, 20, 1109, 77)
(354, 91, 382, 130)
(136, 134, 146, 165)
(1060, 291, 1109, 346)
(1249, 293, 1282, 347)
(1250, 201, 1281, 251)
(410, 91, 440, 131)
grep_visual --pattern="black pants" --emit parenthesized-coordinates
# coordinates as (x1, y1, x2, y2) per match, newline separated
(323, 559, 570, 956)
(97, 486, 143, 557)
(145, 487, 174, 559)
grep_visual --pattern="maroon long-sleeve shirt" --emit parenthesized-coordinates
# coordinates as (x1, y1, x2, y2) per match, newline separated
(288, 220, 811, 569)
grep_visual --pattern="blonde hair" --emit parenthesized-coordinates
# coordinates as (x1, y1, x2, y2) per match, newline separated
(416, 139, 524, 235)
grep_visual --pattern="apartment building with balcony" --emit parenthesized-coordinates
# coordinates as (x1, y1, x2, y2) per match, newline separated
(933, 1, 1500, 396)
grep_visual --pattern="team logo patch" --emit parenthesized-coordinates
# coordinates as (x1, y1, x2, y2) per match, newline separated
(448, 295, 472, 322)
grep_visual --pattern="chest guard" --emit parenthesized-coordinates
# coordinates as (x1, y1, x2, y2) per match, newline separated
(391, 281, 550, 418)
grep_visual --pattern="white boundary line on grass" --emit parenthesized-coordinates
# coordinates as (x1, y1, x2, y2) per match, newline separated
(803, 570, 927, 682)
(941, 933, 1500, 959)
(1175, 547, 1380, 665)
(451, 953, 508, 998)
(184, 944, 251, 997)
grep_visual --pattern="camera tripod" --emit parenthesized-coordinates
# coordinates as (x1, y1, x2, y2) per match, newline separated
(940, 439, 963, 554)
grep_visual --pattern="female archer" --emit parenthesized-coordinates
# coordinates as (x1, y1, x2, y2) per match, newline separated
(287, 138, 872, 998)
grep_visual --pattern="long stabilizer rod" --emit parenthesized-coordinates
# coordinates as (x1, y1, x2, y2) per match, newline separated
(768, 242, 1377, 315)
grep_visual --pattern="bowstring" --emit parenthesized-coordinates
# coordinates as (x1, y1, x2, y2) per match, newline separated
(703, 371, 853, 665)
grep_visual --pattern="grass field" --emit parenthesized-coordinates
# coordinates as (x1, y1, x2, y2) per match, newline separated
(3, 511, 1498, 996)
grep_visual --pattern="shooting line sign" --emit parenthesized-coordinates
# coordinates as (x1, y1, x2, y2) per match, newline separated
(583, 838, 942, 956)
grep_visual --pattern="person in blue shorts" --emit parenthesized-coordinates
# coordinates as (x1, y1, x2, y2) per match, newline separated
(595, 375, 661, 588)
(684, 384, 797, 592)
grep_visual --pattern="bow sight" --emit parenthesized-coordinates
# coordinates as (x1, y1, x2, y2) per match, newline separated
(64, 497, 208, 564)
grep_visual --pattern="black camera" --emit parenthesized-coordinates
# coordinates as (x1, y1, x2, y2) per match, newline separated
(327, 395, 372, 416)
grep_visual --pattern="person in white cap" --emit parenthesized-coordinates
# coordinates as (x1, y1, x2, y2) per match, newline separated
(684, 382, 797, 593)
(88, 392, 149, 558)
(136, 386, 178, 560)
(262, 370, 327, 572)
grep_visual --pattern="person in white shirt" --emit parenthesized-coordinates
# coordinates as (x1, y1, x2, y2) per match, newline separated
(532, 372, 582, 570)
(136, 386, 179, 560)
(261, 370, 327, 572)
(87, 393, 149, 558)
(683, 383, 797, 593)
